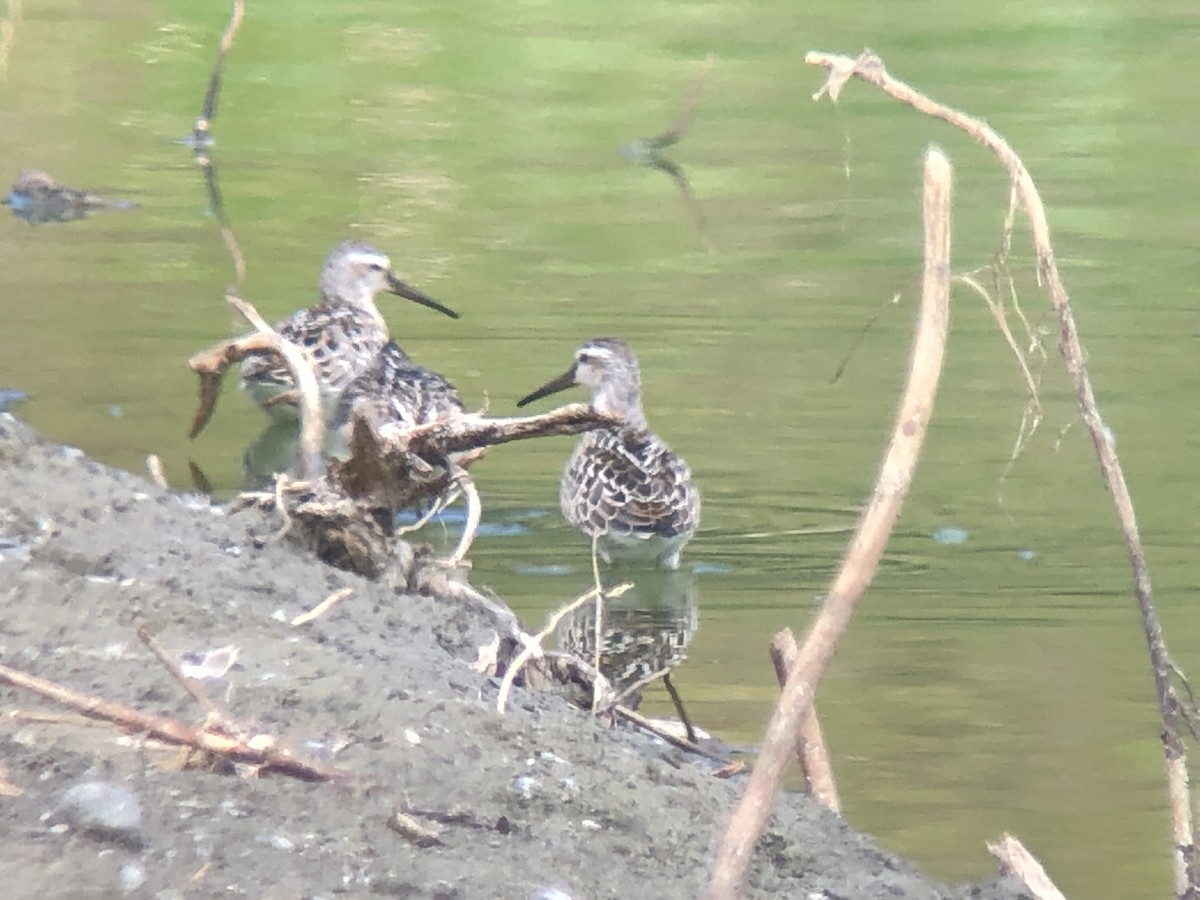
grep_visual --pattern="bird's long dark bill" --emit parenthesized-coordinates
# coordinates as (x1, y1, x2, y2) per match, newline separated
(386, 272, 459, 319)
(516, 366, 578, 408)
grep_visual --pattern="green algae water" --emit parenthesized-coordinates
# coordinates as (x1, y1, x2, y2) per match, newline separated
(2, 1, 1198, 895)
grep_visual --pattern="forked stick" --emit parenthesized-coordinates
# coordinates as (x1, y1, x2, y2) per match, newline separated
(708, 146, 953, 898)
(804, 48, 1195, 898)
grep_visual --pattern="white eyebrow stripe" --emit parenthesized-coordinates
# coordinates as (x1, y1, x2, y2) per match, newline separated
(344, 250, 390, 268)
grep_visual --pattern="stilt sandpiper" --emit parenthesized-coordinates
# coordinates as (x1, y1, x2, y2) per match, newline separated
(517, 337, 700, 569)
(239, 240, 457, 420)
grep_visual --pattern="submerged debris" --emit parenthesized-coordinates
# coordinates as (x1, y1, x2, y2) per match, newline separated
(2, 170, 136, 225)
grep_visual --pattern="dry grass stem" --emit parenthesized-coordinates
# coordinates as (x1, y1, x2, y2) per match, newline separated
(986, 833, 1066, 900)
(709, 146, 953, 898)
(291, 587, 354, 626)
(769, 628, 840, 815)
(805, 47, 1195, 897)
(442, 467, 480, 567)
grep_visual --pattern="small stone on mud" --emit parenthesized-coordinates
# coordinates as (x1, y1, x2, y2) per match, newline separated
(59, 779, 143, 849)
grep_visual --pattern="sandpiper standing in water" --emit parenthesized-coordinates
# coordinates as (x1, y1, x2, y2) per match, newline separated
(239, 240, 458, 421)
(517, 338, 700, 570)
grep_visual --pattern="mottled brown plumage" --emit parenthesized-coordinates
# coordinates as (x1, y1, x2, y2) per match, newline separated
(331, 339, 464, 441)
(239, 240, 457, 421)
(517, 338, 700, 569)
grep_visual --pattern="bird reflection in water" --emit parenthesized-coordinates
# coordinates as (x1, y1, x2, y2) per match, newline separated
(556, 568, 700, 741)
(619, 54, 715, 244)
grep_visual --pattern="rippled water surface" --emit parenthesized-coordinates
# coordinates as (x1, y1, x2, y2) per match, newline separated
(2, 1, 1199, 896)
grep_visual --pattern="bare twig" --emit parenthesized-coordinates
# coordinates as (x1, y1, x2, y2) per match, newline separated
(442, 467, 480, 567)
(291, 586, 354, 626)
(136, 624, 239, 734)
(769, 628, 839, 815)
(708, 146, 953, 898)
(0, 0, 21, 83)
(986, 833, 1067, 900)
(0, 662, 340, 782)
(805, 47, 1196, 898)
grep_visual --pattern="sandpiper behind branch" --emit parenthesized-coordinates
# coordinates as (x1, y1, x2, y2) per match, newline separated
(239, 240, 458, 421)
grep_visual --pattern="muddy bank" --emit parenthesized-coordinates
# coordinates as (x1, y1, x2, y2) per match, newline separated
(0, 415, 1030, 899)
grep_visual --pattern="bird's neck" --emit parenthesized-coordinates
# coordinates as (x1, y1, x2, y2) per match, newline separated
(593, 386, 649, 432)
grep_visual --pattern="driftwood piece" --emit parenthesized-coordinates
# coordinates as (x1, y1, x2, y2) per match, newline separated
(0, 662, 339, 782)
(187, 330, 275, 439)
(331, 403, 616, 512)
(804, 47, 1197, 899)
(769, 628, 840, 814)
(709, 147, 953, 898)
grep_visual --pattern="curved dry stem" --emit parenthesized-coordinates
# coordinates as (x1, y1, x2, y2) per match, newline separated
(708, 146, 954, 898)
(805, 47, 1196, 898)
(227, 295, 324, 483)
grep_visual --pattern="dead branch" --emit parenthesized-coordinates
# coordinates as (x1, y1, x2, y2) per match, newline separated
(0, 662, 340, 782)
(709, 146, 953, 898)
(187, 330, 275, 438)
(769, 628, 839, 815)
(331, 403, 617, 511)
(986, 833, 1066, 900)
(806, 47, 1196, 898)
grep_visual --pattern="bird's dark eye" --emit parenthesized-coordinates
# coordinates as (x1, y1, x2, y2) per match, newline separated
(578, 353, 592, 364)
(369, 262, 385, 272)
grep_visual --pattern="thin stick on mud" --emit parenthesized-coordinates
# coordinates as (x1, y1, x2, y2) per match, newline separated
(769, 628, 840, 815)
(291, 586, 354, 627)
(227, 294, 325, 482)
(0, 662, 339, 782)
(805, 48, 1196, 898)
(136, 623, 239, 734)
(708, 146, 953, 899)
(613, 704, 728, 764)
